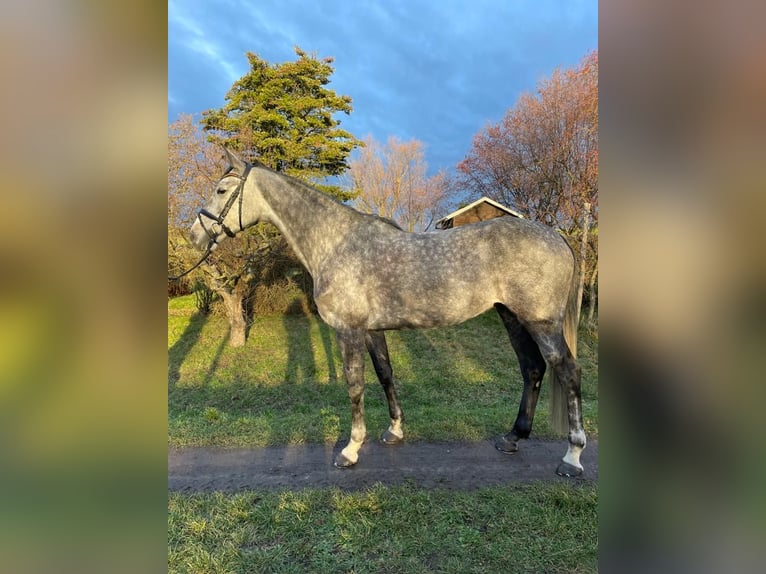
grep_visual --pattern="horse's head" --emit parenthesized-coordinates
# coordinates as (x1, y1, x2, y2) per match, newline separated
(189, 148, 258, 251)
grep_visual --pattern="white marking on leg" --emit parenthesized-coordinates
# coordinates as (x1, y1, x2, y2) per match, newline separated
(562, 429, 586, 469)
(388, 418, 403, 439)
(340, 437, 364, 464)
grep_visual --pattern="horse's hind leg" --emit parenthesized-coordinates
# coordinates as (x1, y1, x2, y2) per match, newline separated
(552, 353, 586, 477)
(334, 329, 367, 468)
(533, 328, 587, 477)
(493, 304, 547, 454)
(365, 331, 404, 445)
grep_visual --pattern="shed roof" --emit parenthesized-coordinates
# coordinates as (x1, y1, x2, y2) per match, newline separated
(435, 196, 524, 229)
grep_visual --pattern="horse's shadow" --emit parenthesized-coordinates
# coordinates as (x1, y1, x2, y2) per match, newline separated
(281, 301, 339, 385)
(168, 311, 209, 386)
(168, 305, 521, 446)
(391, 314, 524, 436)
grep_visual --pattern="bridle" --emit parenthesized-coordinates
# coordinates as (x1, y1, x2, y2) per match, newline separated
(197, 164, 251, 242)
(168, 164, 252, 281)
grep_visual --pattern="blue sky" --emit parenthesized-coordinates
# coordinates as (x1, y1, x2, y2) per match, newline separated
(169, 0, 597, 176)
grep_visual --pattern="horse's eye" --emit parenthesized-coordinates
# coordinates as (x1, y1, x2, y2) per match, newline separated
(216, 188, 227, 195)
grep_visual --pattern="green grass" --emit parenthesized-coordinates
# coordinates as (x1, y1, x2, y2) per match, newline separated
(168, 296, 598, 447)
(169, 293, 197, 313)
(168, 298, 599, 573)
(168, 482, 598, 574)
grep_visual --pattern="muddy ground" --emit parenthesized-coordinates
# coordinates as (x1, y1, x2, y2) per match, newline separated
(169, 438, 598, 492)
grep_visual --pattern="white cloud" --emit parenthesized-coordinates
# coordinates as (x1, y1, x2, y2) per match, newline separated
(169, 0, 240, 83)
(168, 0, 597, 174)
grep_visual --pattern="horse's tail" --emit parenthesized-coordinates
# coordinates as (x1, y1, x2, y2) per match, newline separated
(550, 243, 579, 435)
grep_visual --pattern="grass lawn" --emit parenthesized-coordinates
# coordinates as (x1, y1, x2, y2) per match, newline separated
(169, 482, 597, 574)
(168, 295, 598, 573)
(168, 295, 598, 448)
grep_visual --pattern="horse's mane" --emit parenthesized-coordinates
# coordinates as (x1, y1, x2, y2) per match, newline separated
(230, 159, 406, 232)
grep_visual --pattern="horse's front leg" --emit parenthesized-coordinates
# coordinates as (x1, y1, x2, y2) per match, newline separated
(334, 328, 367, 468)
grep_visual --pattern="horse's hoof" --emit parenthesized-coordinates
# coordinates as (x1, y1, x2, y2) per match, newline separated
(334, 452, 357, 469)
(556, 461, 583, 478)
(381, 429, 403, 445)
(495, 435, 519, 454)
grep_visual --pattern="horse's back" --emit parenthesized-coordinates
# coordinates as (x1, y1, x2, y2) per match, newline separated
(315, 216, 573, 331)
(390, 217, 572, 281)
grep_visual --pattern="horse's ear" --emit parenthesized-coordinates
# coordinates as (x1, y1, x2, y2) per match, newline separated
(223, 147, 247, 173)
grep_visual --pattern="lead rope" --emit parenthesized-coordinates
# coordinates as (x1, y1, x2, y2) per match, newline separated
(168, 242, 214, 281)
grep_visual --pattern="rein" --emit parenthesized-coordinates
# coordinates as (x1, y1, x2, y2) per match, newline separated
(167, 243, 214, 281)
(168, 164, 251, 281)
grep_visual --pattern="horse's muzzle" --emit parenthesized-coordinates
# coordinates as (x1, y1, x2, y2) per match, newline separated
(189, 222, 213, 251)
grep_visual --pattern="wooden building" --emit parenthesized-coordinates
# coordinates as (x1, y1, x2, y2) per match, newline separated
(435, 197, 523, 229)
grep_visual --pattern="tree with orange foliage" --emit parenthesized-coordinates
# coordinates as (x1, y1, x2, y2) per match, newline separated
(458, 51, 598, 326)
(345, 135, 454, 232)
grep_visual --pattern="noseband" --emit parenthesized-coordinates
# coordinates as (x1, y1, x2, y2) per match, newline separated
(168, 164, 251, 281)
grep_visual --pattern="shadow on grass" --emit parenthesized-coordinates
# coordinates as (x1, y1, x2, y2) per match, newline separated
(202, 331, 230, 387)
(393, 313, 526, 441)
(283, 301, 316, 384)
(168, 308, 348, 446)
(168, 308, 598, 447)
(282, 301, 338, 386)
(317, 315, 338, 384)
(168, 311, 209, 386)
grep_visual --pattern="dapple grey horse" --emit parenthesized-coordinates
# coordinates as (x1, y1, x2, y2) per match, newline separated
(189, 149, 586, 477)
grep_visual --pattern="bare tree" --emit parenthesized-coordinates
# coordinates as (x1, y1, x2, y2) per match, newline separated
(345, 135, 454, 231)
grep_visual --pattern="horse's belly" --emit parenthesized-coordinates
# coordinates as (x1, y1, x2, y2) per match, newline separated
(315, 261, 500, 330)
(366, 287, 491, 330)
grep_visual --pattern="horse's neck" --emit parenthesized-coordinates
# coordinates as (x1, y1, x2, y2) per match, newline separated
(255, 168, 359, 275)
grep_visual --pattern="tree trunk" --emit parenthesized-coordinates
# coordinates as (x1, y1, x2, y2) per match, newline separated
(204, 264, 249, 348)
(574, 201, 591, 328)
(586, 265, 598, 328)
(218, 289, 247, 348)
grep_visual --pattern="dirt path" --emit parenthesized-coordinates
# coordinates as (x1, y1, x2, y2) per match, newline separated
(169, 438, 598, 492)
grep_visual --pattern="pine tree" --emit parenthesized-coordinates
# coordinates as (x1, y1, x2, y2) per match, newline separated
(201, 47, 362, 200)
